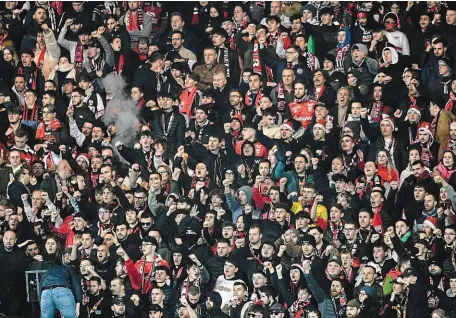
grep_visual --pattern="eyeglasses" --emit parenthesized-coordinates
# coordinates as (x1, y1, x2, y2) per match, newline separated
(141, 222, 152, 226)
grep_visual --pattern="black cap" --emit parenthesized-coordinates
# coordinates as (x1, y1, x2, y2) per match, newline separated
(158, 91, 173, 99)
(300, 234, 316, 248)
(88, 141, 102, 153)
(403, 267, 418, 278)
(112, 297, 125, 305)
(196, 104, 209, 115)
(149, 304, 163, 312)
(328, 255, 342, 266)
(143, 236, 158, 247)
(323, 54, 336, 65)
(314, 102, 328, 109)
(88, 40, 102, 48)
(170, 62, 187, 73)
(269, 303, 286, 313)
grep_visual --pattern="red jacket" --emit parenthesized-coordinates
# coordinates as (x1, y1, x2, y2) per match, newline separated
(125, 255, 169, 294)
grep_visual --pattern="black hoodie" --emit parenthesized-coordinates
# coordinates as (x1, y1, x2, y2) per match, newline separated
(202, 291, 229, 318)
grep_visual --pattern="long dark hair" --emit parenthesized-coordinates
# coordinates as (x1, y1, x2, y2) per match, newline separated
(43, 236, 63, 264)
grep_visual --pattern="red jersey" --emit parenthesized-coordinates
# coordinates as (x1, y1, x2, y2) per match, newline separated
(288, 100, 316, 129)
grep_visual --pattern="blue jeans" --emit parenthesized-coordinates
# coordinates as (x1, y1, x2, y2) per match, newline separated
(40, 287, 76, 318)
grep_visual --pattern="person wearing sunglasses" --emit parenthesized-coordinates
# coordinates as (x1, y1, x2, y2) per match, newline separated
(246, 304, 268, 318)
(268, 303, 287, 318)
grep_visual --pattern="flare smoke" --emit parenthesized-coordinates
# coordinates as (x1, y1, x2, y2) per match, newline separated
(100, 74, 138, 146)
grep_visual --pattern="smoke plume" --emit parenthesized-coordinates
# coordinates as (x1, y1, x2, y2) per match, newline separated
(100, 74, 138, 146)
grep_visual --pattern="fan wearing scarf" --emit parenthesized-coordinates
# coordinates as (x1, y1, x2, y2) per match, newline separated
(444, 76, 456, 116)
(17, 50, 43, 94)
(212, 29, 240, 85)
(442, 121, 456, 156)
(330, 26, 351, 74)
(57, 20, 91, 74)
(33, 23, 61, 80)
(428, 59, 453, 99)
(351, 11, 373, 46)
(81, 29, 115, 79)
(411, 122, 439, 169)
(119, 1, 153, 45)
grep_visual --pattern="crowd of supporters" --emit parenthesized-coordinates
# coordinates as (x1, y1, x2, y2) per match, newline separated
(4, 1, 456, 318)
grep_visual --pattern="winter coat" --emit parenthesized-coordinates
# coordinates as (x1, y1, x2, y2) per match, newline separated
(0, 245, 34, 297)
(150, 108, 186, 153)
(304, 271, 337, 318)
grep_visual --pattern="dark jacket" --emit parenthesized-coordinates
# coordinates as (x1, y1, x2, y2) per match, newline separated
(260, 47, 312, 85)
(202, 291, 229, 318)
(7, 179, 29, 209)
(40, 263, 82, 304)
(406, 282, 430, 318)
(304, 271, 337, 318)
(0, 245, 34, 297)
(442, 290, 456, 318)
(150, 108, 186, 152)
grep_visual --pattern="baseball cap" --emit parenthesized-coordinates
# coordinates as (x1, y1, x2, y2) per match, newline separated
(149, 304, 163, 312)
(112, 297, 125, 305)
(403, 267, 418, 278)
(142, 236, 158, 247)
(328, 255, 342, 266)
(269, 303, 286, 313)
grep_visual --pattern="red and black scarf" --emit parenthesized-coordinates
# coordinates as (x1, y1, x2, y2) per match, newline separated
(17, 66, 38, 90)
(74, 42, 84, 73)
(22, 104, 39, 121)
(445, 92, 456, 112)
(252, 39, 274, 83)
(245, 90, 263, 109)
(113, 53, 125, 75)
(125, 8, 144, 31)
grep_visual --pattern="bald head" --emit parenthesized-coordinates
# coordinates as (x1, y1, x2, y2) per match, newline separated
(3, 230, 17, 250)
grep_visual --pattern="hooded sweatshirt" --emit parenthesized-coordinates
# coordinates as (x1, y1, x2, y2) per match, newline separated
(383, 12, 410, 55)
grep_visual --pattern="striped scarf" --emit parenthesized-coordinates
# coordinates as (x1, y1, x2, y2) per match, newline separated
(124, 8, 144, 31)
